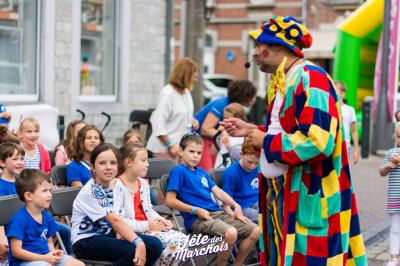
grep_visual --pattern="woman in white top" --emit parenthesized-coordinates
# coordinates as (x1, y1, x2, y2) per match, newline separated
(146, 57, 199, 164)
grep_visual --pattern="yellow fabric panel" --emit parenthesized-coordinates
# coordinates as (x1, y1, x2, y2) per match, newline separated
(327, 254, 343, 266)
(330, 117, 338, 141)
(289, 131, 307, 147)
(307, 124, 330, 152)
(285, 234, 295, 256)
(340, 210, 352, 234)
(295, 221, 308, 235)
(345, 258, 356, 266)
(338, 0, 383, 38)
(321, 197, 328, 219)
(322, 170, 339, 198)
(349, 234, 366, 258)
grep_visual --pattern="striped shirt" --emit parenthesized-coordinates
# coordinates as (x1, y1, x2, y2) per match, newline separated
(381, 148, 400, 213)
(24, 144, 41, 170)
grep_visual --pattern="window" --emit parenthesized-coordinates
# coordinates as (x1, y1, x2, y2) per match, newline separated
(0, 0, 40, 101)
(205, 34, 212, 47)
(80, 0, 118, 99)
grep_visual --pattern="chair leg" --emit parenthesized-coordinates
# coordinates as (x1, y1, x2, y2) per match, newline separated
(55, 231, 67, 255)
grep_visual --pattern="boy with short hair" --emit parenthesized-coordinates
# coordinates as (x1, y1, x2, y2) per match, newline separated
(334, 80, 359, 163)
(0, 143, 25, 196)
(7, 169, 83, 266)
(221, 137, 260, 224)
(166, 133, 259, 266)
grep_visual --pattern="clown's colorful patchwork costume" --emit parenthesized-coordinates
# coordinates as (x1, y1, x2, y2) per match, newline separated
(250, 17, 367, 266)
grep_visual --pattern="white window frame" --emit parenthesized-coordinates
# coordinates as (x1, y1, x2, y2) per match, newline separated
(76, 0, 119, 103)
(70, 0, 129, 115)
(1, 0, 41, 102)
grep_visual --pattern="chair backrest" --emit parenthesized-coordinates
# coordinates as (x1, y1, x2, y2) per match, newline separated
(49, 186, 81, 216)
(146, 158, 176, 179)
(208, 168, 226, 188)
(50, 165, 69, 187)
(129, 110, 154, 142)
(0, 195, 25, 226)
(160, 174, 169, 197)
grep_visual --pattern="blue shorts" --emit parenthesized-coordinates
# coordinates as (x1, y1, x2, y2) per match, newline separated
(20, 254, 73, 266)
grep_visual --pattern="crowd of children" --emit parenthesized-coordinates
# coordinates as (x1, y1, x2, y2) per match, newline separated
(0, 102, 262, 266)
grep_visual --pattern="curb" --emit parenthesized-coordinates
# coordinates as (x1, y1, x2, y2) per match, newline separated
(362, 217, 391, 250)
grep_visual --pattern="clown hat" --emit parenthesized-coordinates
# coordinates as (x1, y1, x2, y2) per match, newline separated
(249, 16, 313, 58)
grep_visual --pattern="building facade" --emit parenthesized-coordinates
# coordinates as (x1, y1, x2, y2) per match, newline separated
(174, 0, 362, 97)
(1, 0, 167, 146)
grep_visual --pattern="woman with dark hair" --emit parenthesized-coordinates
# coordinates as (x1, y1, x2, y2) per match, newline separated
(194, 79, 257, 171)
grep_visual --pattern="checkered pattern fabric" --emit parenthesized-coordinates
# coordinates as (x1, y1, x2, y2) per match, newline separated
(257, 61, 367, 266)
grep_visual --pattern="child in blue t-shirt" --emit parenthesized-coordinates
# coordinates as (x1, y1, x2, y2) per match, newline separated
(67, 125, 104, 187)
(166, 133, 259, 266)
(222, 137, 260, 224)
(7, 169, 83, 266)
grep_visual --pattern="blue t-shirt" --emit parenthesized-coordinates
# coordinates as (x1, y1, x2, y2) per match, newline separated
(194, 96, 231, 135)
(222, 160, 258, 209)
(167, 164, 223, 232)
(0, 104, 8, 126)
(7, 207, 59, 266)
(67, 160, 91, 186)
(0, 177, 17, 196)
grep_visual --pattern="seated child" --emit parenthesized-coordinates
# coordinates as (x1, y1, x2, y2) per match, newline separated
(7, 169, 83, 266)
(115, 142, 187, 266)
(0, 142, 23, 265)
(221, 137, 260, 224)
(18, 117, 51, 174)
(54, 120, 86, 166)
(0, 124, 20, 145)
(70, 143, 163, 265)
(67, 125, 104, 187)
(122, 129, 157, 205)
(166, 133, 259, 266)
(211, 103, 246, 168)
(0, 143, 73, 255)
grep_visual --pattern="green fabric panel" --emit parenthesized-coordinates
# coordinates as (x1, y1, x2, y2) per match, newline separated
(297, 183, 326, 228)
(341, 232, 349, 253)
(354, 255, 368, 265)
(308, 219, 329, 236)
(294, 233, 308, 255)
(291, 167, 302, 192)
(307, 87, 330, 113)
(284, 255, 293, 266)
(294, 140, 322, 161)
(326, 191, 341, 216)
(322, 135, 335, 157)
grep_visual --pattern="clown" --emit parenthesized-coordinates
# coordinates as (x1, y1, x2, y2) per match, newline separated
(221, 17, 367, 266)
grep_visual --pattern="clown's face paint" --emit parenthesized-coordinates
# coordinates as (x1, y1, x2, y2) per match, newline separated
(253, 41, 281, 74)
(262, 49, 269, 57)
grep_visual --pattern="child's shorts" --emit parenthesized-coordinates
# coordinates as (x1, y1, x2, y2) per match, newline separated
(190, 211, 258, 238)
(20, 254, 73, 266)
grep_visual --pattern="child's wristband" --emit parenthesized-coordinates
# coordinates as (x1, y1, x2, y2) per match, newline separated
(132, 237, 143, 246)
(165, 140, 172, 147)
(191, 206, 196, 215)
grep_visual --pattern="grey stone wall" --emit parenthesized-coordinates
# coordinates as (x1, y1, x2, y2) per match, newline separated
(53, 0, 167, 147)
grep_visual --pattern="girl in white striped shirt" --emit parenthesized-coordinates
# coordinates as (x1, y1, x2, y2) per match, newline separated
(380, 122, 400, 266)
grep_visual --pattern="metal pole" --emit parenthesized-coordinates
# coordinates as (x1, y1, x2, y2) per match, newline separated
(165, 0, 174, 84)
(371, 0, 393, 153)
(302, 0, 307, 27)
(180, 0, 187, 59)
(185, 0, 205, 113)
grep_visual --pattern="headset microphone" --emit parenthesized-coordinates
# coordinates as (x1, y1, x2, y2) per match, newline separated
(244, 48, 266, 68)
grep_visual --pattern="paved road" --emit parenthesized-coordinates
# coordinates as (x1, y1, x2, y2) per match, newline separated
(349, 149, 388, 231)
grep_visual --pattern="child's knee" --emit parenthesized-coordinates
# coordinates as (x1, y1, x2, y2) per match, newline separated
(64, 258, 85, 266)
(224, 228, 237, 244)
(249, 226, 260, 241)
